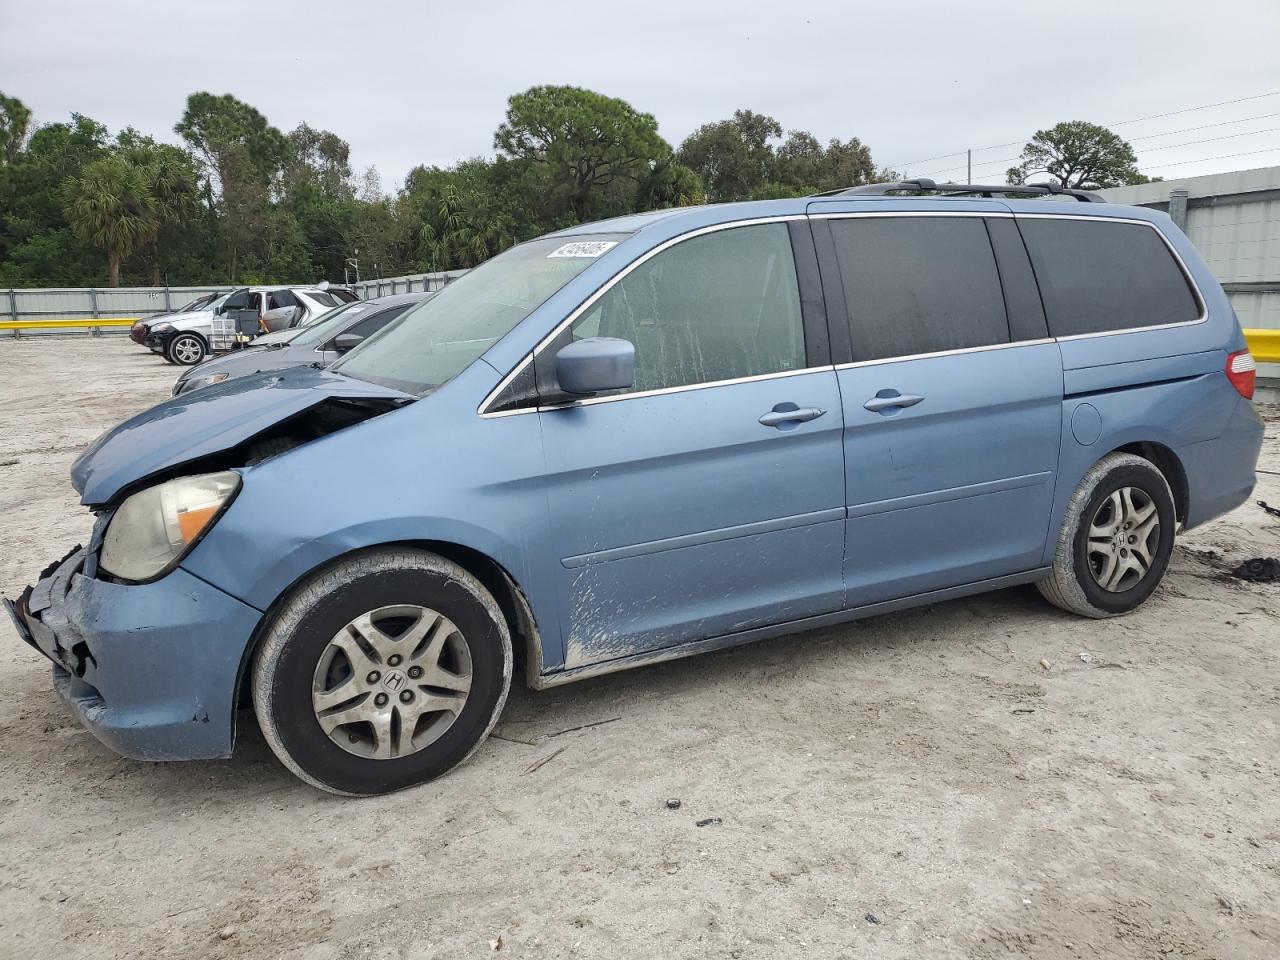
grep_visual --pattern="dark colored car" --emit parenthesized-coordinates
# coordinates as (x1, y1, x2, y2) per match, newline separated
(171, 293, 429, 396)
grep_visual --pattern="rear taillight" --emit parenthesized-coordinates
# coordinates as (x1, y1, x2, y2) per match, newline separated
(1226, 349, 1256, 399)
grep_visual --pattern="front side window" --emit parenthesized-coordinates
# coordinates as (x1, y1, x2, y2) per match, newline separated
(1019, 218, 1201, 337)
(333, 234, 628, 394)
(829, 216, 1010, 362)
(568, 223, 805, 394)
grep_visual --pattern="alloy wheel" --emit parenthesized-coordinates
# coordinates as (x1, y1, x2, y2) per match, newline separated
(311, 604, 473, 760)
(1086, 486, 1160, 592)
(173, 336, 203, 364)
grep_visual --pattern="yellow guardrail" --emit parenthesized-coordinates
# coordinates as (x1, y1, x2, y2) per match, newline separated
(1245, 328, 1280, 364)
(1, 317, 139, 330)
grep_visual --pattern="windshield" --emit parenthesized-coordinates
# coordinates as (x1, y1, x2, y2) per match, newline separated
(288, 301, 371, 346)
(332, 234, 627, 394)
(176, 293, 217, 312)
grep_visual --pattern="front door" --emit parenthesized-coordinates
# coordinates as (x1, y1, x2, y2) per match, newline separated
(537, 221, 846, 669)
(813, 211, 1064, 605)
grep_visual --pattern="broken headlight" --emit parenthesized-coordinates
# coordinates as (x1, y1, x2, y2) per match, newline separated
(99, 472, 241, 582)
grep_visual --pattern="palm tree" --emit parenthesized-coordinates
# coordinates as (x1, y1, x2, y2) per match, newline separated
(141, 153, 200, 283)
(65, 156, 157, 286)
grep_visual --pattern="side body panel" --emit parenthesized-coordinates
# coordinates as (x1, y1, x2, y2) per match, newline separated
(837, 345, 1063, 604)
(537, 370, 846, 667)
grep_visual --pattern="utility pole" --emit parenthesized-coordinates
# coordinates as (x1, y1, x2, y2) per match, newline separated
(967, 148, 972, 183)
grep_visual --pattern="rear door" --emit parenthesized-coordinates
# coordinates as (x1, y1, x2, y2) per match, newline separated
(535, 220, 847, 668)
(811, 209, 1064, 605)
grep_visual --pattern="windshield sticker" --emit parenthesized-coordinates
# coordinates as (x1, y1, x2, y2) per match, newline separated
(547, 240, 618, 259)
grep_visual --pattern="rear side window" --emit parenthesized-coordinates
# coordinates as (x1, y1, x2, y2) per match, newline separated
(338, 304, 410, 344)
(828, 217, 1009, 361)
(569, 223, 805, 393)
(305, 290, 341, 307)
(1018, 218, 1201, 337)
(268, 290, 298, 309)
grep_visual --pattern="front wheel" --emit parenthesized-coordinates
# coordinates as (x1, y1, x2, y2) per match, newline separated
(166, 332, 207, 366)
(1037, 452, 1176, 618)
(251, 548, 512, 795)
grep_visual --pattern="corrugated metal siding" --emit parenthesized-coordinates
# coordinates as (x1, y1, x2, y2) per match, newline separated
(1186, 198, 1280, 285)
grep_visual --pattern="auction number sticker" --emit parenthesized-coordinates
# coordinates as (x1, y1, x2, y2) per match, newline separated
(547, 241, 618, 258)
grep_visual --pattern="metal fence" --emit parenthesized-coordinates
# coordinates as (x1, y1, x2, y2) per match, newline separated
(3, 271, 467, 338)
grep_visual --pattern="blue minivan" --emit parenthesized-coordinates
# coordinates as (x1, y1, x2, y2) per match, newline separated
(6, 180, 1264, 795)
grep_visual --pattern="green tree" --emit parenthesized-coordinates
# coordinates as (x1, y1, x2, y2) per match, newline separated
(64, 156, 157, 286)
(495, 85, 670, 222)
(0, 92, 33, 165)
(677, 110, 782, 202)
(0, 114, 110, 284)
(1007, 121, 1150, 189)
(115, 129, 203, 283)
(175, 92, 288, 190)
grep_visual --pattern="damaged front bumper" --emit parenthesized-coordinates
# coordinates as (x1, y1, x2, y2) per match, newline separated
(4, 545, 262, 761)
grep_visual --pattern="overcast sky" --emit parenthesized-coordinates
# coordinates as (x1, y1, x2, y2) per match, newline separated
(4, 0, 1279, 191)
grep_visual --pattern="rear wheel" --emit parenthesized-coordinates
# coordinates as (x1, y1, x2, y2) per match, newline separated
(251, 548, 512, 795)
(1037, 452, 1176, 618)
(166, 332, 207, 366)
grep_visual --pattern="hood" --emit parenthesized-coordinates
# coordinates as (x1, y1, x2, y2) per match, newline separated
(143, 308, 213, 329)
(71, 366, 412, 506)
(174, 344, 314, 394)
(252, 327, 303, 346)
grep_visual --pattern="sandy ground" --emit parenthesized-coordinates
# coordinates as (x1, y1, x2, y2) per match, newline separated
(0, 337, 1277, 960)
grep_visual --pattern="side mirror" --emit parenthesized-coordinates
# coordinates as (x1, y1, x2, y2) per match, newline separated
(555, 337, 635, 395)
(333, 333, 364, 354)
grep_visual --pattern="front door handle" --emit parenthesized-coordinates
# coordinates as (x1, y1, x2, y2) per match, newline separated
(863, 392, 925, 412)
(758, 406, 826, 427)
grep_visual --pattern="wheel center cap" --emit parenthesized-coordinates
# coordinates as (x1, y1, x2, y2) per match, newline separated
(381, 670, 407, 692)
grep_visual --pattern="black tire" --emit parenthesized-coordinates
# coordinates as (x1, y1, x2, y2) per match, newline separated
(166, 332, 207, 366)
(1037, 452, 1176, 618)
(251, 548, 512, 795)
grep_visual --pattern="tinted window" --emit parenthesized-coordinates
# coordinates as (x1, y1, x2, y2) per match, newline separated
(338, 304, 410, 344)
(829, 217, 1009, 361)
(269, 290, 298, 309)
(1019, 218, 1201, 337)
(569, 223, 804, 393)
(305, 290, 341, 307)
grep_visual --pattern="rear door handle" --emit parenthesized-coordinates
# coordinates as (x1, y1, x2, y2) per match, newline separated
(863, 392, 925, 412)
(758, 406, 826, 427)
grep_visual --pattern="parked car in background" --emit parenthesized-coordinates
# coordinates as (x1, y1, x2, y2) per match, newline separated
(7, 181, 1264, 795)
(172, 293, 430, 396)
(136, 286, 358, 366)
(128, 293, 221, 346)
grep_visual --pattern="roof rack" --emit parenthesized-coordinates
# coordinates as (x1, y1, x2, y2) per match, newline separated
(813, 177, 1106, 203)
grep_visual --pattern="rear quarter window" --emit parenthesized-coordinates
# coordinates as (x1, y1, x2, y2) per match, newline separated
(1018, 218, 1201, 337)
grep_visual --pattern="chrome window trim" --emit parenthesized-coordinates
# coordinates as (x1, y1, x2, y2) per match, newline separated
(1012, 213, 1208, 341)
(477, 214, 809, 418)
(834, 338, 1055, 371)
(481, 365, 835, 418)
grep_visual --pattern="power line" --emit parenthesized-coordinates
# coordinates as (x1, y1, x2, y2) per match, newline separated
(1127, 111, 1280, 142)
(920, 125, 1280, 180)
(1140, 146, 1280, 170)
(889, 90, 1280, 169)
